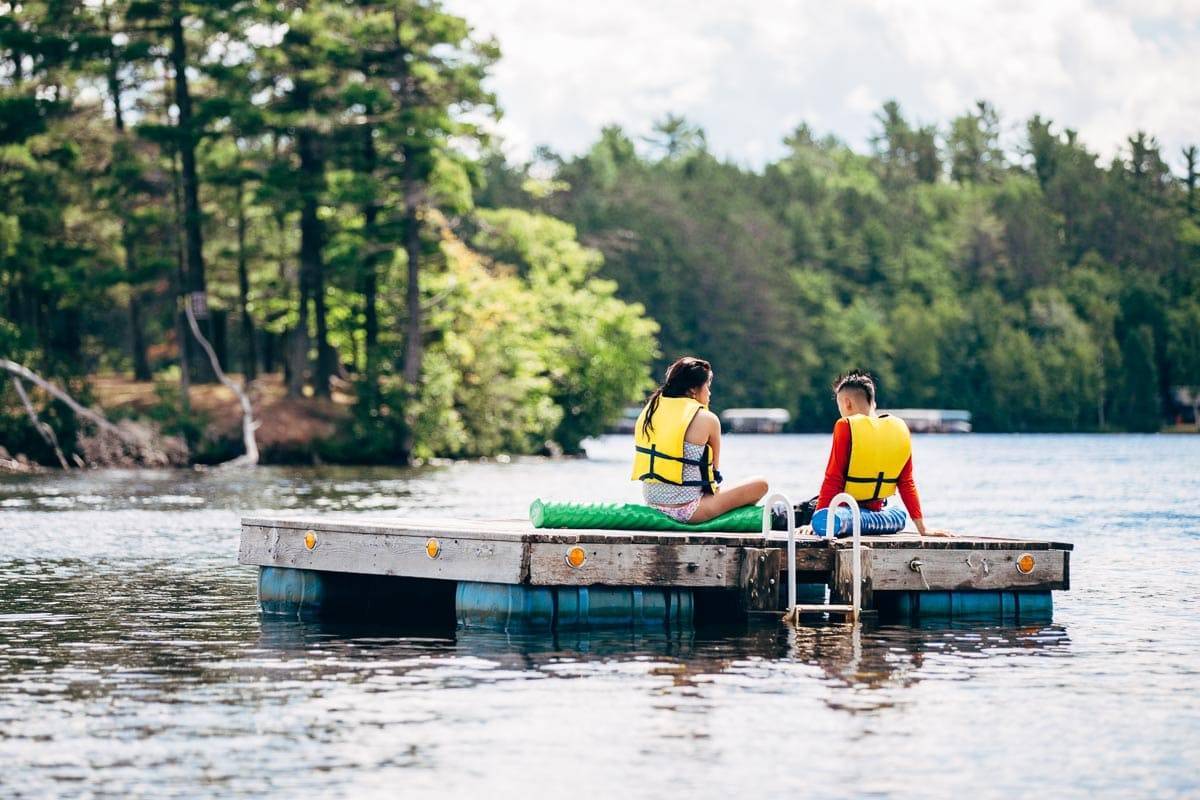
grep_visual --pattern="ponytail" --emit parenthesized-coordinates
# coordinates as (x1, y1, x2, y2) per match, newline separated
(640, 356, 712, 439)
(641, 388, 664, 439)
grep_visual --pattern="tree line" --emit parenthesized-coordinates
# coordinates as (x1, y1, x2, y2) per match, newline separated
(482, 103, 1200, 432)
(2, 3, 1197, 470)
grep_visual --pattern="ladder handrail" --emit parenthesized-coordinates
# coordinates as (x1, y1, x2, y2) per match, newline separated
(761, 493, 796, 609)
(827, 492, 862, 621)
(766, 492, 863, 622)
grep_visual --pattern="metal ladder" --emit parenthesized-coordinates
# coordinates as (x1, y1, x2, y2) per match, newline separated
(763, 492, 863, 623)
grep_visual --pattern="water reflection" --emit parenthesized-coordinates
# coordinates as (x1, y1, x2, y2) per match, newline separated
(2, 557, 1026, 716)
(252, 615, 1071, 715)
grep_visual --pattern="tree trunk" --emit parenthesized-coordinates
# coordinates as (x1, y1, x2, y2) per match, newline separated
(288, 266, 310, 398)
(170, 0, 214, 383)
(235, 180, 257, 380)
(361, 122, 380, 396)
(268, 172, 302, 395)
(107, 23, 152, 382)
(401, 155, 423, 388)
(129, 291, 151, 380)
(398, 156, 423, 459)
(261, 330, 275, 374)
(364, 260, 378, 373)
(49, 308, 83, 375)
(298, 128, 331, 397)
(170, 149, 192, 414)
(277, 205, 305, 397)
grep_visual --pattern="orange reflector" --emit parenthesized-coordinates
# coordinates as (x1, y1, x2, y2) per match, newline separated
(565, 546, 587, 569)
(1016, 553, 1035, 574)
(426, 538, 441, 559)
(304, 530, 317, 550)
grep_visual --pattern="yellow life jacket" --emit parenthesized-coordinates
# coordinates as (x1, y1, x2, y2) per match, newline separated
(844, 413, 912, 502)
(630, 396, 721, 494)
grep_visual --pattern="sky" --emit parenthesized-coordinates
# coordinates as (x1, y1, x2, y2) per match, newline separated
(446, 0, 1200, 171)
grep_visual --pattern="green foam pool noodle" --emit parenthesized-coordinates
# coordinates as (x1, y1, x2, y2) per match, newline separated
(529, 499, 764, 532)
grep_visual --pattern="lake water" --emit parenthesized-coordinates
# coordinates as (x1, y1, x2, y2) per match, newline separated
(1, 434, 1197, 798)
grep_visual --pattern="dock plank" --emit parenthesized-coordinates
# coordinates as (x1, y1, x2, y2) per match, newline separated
(527, 541, 743, 587)
(833, 547, 873, 609)
(240, 523, 527, 583)
(836, 533, 1072, 551)
(739, 548, 782, 611)
(867, 547, 1067, 591)
(241, 516, 1071, 550)
(240, 516, 533, 541)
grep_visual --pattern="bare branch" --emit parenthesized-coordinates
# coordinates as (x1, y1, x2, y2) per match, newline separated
(0, 359, 121, 436)
(183, 303, 260, 466)
(10, 377, 69, 469)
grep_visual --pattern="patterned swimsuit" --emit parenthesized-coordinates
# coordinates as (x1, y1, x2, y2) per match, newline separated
(643, 442, 705, 523)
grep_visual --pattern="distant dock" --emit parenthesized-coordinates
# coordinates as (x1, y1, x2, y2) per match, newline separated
(611, 406, 793, 434)
(883, 409, 973, 433)
(721, 408, 790, 433)
(239, 515, 1070, 628)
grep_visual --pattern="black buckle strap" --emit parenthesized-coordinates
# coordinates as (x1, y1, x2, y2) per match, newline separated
(636, 443, 722, 489)
(845, 470, 898, 501)
(635, 444, 706, 467)
(636, 472, 713, 487)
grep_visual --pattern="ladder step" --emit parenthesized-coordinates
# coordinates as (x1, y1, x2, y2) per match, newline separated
(784, 604, 878, 623)
(790, 603, 855, 614)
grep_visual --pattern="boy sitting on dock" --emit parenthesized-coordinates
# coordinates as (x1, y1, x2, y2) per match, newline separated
(812, 370, 945, 536)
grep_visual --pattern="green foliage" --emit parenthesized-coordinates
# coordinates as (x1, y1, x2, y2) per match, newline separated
(1, 0, 1198, 472)
(318, 375, 413, 465)
(323, 213, 656, 460)
(415, 233, 561, 458)
(145, 375, 209, 445)
(486, 103, 1199, 432)
(472, 208, 659, 452)
(1168, 300, 1200, 388)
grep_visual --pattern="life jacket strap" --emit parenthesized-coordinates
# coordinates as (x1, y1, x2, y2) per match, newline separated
(634, 445, 707, 467)
(635, 472, 717, 487)
(845, 470, 899, 501)
(635, 446, 723, 488)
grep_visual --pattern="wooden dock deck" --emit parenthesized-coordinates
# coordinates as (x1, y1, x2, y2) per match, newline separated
(239, 515, 1071, 624)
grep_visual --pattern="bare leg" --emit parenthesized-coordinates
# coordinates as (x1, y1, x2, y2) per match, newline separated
(689, 476, 769, 523)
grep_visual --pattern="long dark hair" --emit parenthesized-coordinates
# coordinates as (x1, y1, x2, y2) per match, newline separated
(642, 356, 712, 438)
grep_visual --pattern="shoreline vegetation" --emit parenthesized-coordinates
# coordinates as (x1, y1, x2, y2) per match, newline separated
(1, 3, 1198, 469)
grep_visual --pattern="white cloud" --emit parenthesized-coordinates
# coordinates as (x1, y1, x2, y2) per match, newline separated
(845, 85, 877, 115)
(449, 0, 1200, 170)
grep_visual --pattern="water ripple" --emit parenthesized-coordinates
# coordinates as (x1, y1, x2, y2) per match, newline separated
(0, 434, 1198, 798)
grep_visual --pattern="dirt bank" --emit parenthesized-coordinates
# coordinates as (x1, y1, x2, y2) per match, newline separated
(93, 374, 353, 464)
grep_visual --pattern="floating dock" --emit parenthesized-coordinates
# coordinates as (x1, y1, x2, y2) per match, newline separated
(239, 515, 1071, 628)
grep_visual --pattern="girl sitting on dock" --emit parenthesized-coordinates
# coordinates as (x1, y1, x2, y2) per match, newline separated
(631, 357, 769, 524)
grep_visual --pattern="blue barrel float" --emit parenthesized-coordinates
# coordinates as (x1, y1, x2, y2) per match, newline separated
(258, 567, 1050, 626)
(259, 565, 328, 617)
(455, 582, 695, 632)
(880, 590, 1053, 623)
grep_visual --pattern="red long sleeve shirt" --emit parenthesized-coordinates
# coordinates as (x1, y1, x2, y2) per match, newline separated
(816, 418, 923, 520)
